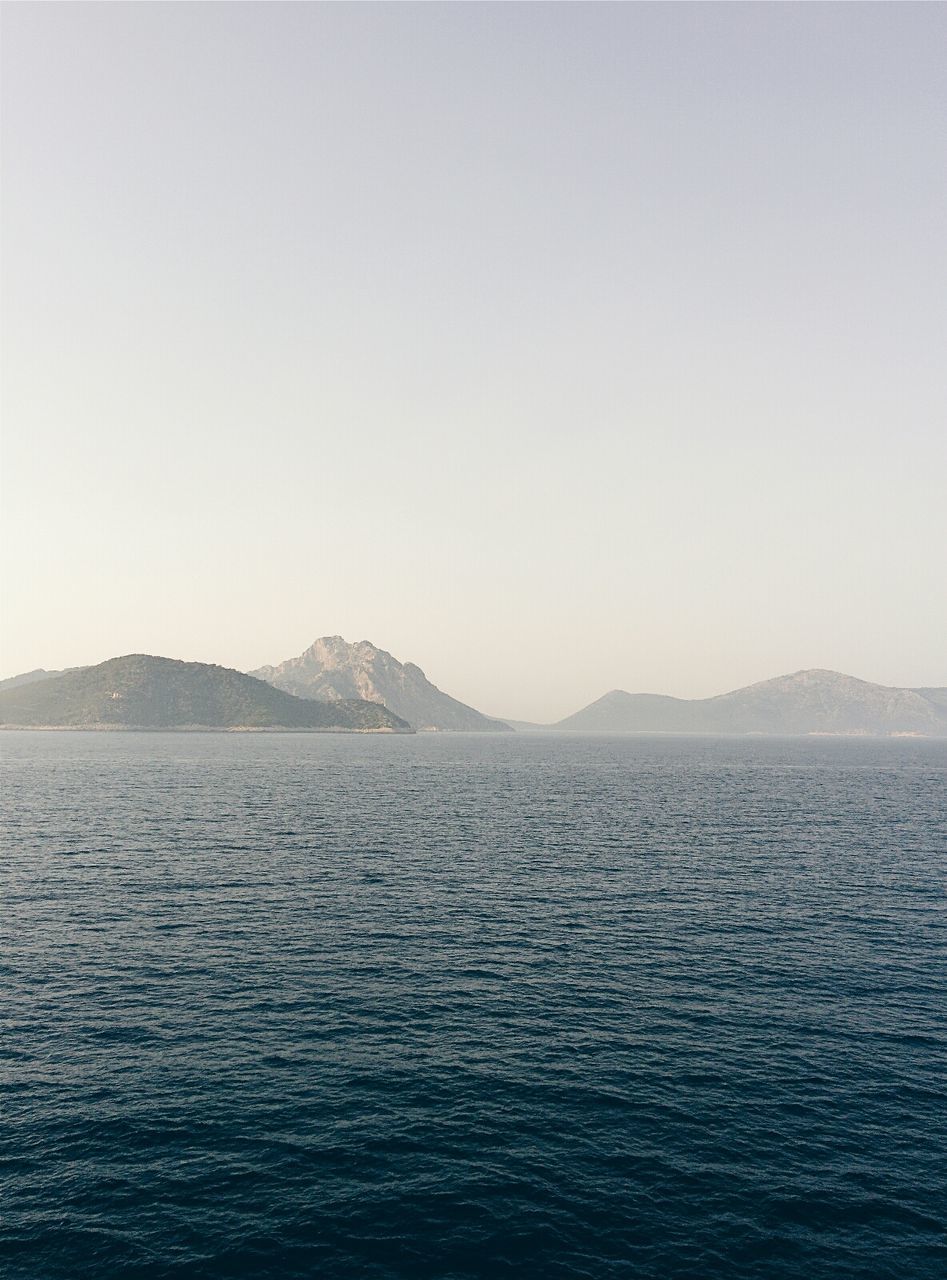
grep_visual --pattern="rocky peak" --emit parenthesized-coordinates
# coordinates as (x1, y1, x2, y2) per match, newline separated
(251, 637, 510, 732)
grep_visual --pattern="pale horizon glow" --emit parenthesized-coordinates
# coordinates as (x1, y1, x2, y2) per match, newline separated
(2, 4, 945, 721)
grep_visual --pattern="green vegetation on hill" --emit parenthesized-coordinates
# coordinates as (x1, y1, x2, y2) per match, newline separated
(0, 667, 80, 691)
(0, 655, 413, 731)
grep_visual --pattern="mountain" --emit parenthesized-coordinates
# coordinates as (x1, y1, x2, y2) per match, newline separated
(554, 691, 698, 733)
(0, 655, 412, 732)
(251, 636, 511, 732)
(0, 666, 83, 691)
(554, 670, 947, 736)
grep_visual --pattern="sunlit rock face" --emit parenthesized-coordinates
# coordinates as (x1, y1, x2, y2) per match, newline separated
(252, 636, 511, 732)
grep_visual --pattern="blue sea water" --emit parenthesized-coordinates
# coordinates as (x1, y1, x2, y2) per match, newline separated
(1, 730, 945, 1280)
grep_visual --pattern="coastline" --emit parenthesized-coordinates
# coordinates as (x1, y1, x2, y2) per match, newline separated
(0, 724, 415, 734)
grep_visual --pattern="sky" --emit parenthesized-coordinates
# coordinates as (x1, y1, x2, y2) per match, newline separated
(2, 2, 945, 721)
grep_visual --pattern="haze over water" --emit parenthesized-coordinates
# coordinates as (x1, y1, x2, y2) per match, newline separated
(3, 5, 946, 1277)
(3, 731, 945, 1279)
(2, 3, 946, 715)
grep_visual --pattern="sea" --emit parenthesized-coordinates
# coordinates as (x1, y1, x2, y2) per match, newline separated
(1, 730, 945, 1280)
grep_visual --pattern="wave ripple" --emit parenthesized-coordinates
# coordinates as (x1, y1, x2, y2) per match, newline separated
(2, 732, 945, 1279)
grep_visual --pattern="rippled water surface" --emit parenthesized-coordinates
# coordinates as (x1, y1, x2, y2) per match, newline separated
(2, 731, 945, 1279)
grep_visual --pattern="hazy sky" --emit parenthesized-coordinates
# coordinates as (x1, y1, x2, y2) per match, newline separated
(2, 3, 945, 720)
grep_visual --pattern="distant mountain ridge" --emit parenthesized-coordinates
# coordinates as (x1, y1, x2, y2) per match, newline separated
(3, 656, 945, 736)
(553, 669, 947, 736)
(0, 655, 412, 732)
(252, 637, 511, 732)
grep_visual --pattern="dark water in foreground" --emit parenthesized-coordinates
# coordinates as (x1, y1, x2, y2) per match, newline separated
(1, 731, 945, 1280)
